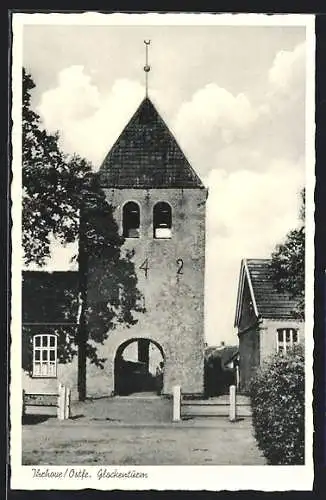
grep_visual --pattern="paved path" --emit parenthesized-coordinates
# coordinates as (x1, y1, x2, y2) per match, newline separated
(72, 394, 173, 423)
(22, 420, 265, 466)
(22, 396, 266, 466)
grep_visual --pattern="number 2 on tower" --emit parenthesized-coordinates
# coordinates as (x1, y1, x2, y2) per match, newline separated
(139, 258, 149, 278)
(176, 258, 184, 275)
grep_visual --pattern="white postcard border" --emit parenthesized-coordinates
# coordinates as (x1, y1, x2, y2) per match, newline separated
(10, 12, 315, 491)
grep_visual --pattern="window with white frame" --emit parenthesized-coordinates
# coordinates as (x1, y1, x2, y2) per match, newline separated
(276, 328, 299, 354)
(33, 334, 57, 377)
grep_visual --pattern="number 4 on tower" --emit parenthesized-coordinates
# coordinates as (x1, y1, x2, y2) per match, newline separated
(139, 258, 149, 278)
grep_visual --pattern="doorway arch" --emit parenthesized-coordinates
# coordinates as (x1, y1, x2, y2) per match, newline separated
(114, 338, 165, 396)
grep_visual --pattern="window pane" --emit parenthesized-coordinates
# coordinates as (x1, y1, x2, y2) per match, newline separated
(41, 363, 48, 376)
(35, 350, 41, 361)
(49, 350, 55, 361)
(285, 329, 291, 342)
(35, 336, 41, 347)
(278, 330, 283, 342)
(34, 363, 41, 376)
(293, 330, 298, 343)
(48, 364, 56, 377)
(49, 336, 56, 347)
(42, 336, 48, 347)
(42, 350, 48, 361)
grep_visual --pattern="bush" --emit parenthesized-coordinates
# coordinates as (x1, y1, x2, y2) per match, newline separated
(249, 345, 305, 465)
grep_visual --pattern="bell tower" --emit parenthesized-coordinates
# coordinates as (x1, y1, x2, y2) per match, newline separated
(87, 43, 208, 396)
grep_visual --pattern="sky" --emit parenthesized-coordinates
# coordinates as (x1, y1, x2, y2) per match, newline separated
(22, 20, 307, 346)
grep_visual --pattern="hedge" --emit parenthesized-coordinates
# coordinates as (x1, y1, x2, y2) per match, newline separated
(249, 345, 305, 465)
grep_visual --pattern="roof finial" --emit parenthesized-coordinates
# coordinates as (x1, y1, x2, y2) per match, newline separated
(144, 40, 151, 97)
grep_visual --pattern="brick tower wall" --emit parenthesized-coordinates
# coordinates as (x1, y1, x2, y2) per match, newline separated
(86, 187, 207, 397)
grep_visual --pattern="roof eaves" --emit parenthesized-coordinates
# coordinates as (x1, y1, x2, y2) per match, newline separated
(234, 260, 246, 327)
(164, 122, 205, 189)
(244, 259, 259, 318)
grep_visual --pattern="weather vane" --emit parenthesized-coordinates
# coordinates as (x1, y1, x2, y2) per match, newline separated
(144, 40, 151, 97)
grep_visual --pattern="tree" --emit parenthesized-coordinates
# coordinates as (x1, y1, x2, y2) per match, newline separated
(270, 189, 305, 319)
(22, 69, 88, 265)
(22, 69, 144, 400)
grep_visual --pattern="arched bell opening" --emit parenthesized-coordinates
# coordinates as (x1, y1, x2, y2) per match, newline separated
(122, 201, 140, 238)
(153, 201, 172, 239)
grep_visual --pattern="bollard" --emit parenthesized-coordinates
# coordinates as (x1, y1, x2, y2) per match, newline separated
(57, 383, 65, 420)
(172, 385, 181, 422)
(229, 385, 237, 422)
(22, 390, 26, 418)
(236, 365, 240, 391)
(64, 387, 71, 420)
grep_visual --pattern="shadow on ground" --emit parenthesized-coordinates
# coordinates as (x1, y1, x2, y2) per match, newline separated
(22, 415, 52, 425)
(22, 414, 84, 425)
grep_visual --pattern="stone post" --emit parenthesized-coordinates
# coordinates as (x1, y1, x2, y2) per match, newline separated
(173, 385, 181, 422)
(64, 386, 71, 420)
(57, 383, 65, 420)
(22, 390, 26, 418)
(229, 384, 237, 422)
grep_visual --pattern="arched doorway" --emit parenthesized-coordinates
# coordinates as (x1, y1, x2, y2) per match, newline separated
(114, 338, 165, 396)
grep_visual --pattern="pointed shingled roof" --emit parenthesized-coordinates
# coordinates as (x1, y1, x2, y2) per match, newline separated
(246, 259, 300, 319)
(234, 258, 301, 327)
(98, 97, 204, 189)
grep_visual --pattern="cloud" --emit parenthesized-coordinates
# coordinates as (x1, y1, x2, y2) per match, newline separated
(38, 66, 146, 168)
(31, 42, 306, 346)
(261, 42, 306, 163)
(268, 42, 305, 96)
(172, 42, 306, 180)
(206, 159, 304, 251)
(204, 157, 304, 344)
(175, 84, 257, 132)
(38, 65, 101, 125)
(173, 84, 258, 176)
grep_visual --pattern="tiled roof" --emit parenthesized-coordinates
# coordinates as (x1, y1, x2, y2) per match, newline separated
(22, 271, 79, 323)
(205, 345, 238, 363)
(246, 258, 300, 320)
(98, 97, 204, 189)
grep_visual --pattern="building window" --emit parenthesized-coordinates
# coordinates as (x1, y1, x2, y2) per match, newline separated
(33, 334, 57, 377)
(123, 201, 140, 238)
(153, 202, 172, 239)
(276, 328, 299, 354)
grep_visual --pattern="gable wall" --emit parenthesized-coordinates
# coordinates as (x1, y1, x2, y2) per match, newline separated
(259, 318, 305, 360)
(238, 325, 260, 393)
